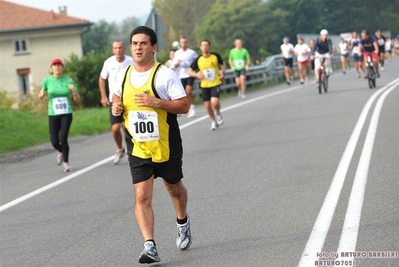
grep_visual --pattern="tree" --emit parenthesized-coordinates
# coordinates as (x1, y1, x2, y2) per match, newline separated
(194, 0, 289, 59)
(82, 17, 141, 55)
(63, 48, 111, 108)
(153, 0, 215, 48)
(82, 20, 116, 54)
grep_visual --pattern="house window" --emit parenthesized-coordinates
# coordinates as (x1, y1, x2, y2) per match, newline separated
(14, 39, 29, 54)
(17, 68, 31, 95)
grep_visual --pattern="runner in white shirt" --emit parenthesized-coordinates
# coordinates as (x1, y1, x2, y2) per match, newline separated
(165, 49, 178, 73)
(338, 38, 350, 74)
(349, 31, 364, 78)
(294, 38, 311, 84)
(280, 37, 295, 85)
(99, 41, 134, 164)
(173, 38, 198, 118)
(385, 38, 392, 60)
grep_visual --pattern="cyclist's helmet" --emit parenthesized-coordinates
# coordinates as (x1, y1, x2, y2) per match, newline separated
(320, 29, 329, 35)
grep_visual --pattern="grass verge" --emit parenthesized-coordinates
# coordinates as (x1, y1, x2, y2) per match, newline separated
(0, 108, 110, 154)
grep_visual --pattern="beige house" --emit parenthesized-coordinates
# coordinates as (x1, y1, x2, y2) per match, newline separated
(0, 0, 91, 98)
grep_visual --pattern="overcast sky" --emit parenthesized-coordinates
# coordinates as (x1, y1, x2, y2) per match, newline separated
(7, 0, 153, 23)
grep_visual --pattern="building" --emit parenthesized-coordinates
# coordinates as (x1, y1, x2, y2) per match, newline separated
(0, 0, 91, 98)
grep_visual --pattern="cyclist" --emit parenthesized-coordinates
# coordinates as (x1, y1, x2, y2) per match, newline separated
(311, 29, 333, 87)
(359, 30, 380, 78)
(375, 30, 386, 70)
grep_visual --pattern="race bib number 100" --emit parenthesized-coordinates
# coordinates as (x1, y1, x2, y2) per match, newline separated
(52, 97, 69, 115)
(129, 111, 160, 142)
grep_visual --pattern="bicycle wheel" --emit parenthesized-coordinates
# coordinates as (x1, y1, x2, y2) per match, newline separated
(323, 74, 328, 93)
(368, 66, 375, 89)
(318, 71, 323, 94)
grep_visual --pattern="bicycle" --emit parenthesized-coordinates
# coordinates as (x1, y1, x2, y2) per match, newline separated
(316, 56, 329, 94)
(365, 53, 377, 89)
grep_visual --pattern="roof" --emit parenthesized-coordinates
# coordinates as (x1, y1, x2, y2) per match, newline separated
(0, 0, 91, 33)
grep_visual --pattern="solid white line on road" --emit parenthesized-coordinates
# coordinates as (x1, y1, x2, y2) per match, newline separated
(1, 83, 306, 213)
(0, 156, 114, 213)
(179, 84, 304, 130)
(337, 82, 398, 261)
(298, 78, 399, 267)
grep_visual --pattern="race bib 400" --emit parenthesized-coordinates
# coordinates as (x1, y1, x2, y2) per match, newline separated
(129, 111, 160, 142)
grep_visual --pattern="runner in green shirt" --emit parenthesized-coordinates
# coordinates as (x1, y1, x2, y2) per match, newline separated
(38, 58, 80, 172)
(228, 39, 251, 99)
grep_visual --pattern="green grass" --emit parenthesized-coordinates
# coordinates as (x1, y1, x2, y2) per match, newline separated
(0, 108, 110, 154)
(0, 81, 282, 154)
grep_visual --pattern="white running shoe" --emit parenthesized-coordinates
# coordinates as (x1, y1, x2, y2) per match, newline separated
(210, 121, 218, 131)
(381, 66, 384, 71)
(63, 162, 72, 172)
(56, 152, 63, 165)
(238, 90, 242, 97)
(114, 148, 125, 165)
(176, 214, 192, 250)
(139, 241, 160, 263)
(241, 94, 246, 99)
(187, 107, 196, 118)
(215, 114, 223, 125)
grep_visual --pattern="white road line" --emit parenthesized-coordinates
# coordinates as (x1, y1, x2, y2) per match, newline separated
(337, 82, 398, 261)
(298, 78, 399, 267)
(1, 83, 305, 213)
(0, 156, 114, 213)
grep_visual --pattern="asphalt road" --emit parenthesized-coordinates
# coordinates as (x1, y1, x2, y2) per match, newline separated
(1, 59, 398, 267)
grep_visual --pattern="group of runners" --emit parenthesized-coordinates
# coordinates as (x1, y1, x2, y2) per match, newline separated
(37, 25, 396, 264)
(37, 26, 253, 264)
(281, 29, 398, 87)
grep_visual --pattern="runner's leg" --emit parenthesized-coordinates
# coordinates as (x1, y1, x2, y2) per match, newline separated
(135, 177, 155, 241)
(164, 180, 188, 221)
(240, 75, 246, 95)
(49, 115, 62, 153)
(204, 101, 216, 121)
(60, 113, 72, 163)
(112, 123, 123, 150)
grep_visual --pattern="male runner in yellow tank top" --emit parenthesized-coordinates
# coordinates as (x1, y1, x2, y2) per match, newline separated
(188, 39, 226, 130)
(112, 26, 190, 264)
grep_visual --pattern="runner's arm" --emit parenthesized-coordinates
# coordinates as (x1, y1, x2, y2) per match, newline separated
(245, 55, 251, 71)
(373, 42, 379, 53)
(98, 76, 109, 107)
(134, 94, 189, 115)
(228, 57, 234, 70)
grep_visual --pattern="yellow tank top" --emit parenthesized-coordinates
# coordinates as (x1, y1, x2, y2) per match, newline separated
(121, 63, 182, 162)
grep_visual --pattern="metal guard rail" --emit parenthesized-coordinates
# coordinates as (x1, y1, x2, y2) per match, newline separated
(192, 54, 342, 96)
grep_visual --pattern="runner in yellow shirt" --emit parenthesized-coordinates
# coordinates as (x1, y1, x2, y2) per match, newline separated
(188, 40, 226, 130)
(111, 26, 190, 264)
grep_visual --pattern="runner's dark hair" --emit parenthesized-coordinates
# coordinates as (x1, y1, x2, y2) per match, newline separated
(130, 26, 157, 45)
(201, 39, 211, 46)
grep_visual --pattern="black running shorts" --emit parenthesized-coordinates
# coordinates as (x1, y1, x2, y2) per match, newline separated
(201, 86, 221, 102)
(128, 155, 183, 185)
(180, 77, 195, 88)
(284, 58, 293, 67)
(109, 103, 123, 125)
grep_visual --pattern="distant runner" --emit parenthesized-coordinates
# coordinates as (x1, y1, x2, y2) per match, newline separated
(99, 41, 134, 164)
(281, 37, 295, 85)
(228, 39, 251, 99)
(38, 58, 80, 172)
(189, 40, 226, 131)
(173, 38, 198, 118)
(294, 37, 311, 84)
